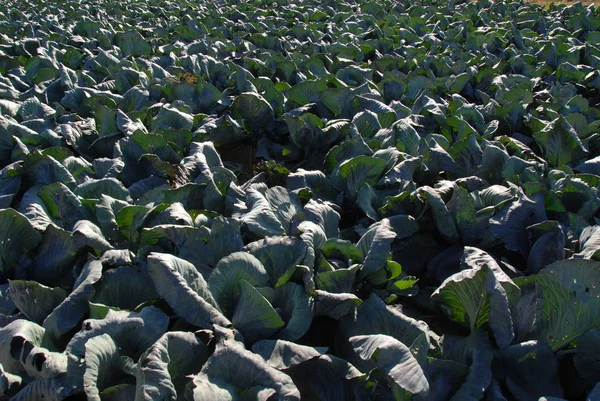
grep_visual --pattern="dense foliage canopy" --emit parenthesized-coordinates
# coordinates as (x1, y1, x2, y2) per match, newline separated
(0, 0, 599, 399)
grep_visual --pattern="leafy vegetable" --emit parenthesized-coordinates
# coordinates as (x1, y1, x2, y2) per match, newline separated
(0, 0, 599, 398)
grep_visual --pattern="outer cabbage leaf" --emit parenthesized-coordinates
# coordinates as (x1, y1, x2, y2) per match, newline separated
(188, 336, 300, 400)
(535, 259, 600, 350)
(264, 186, 303, 234)
(532, 116, 587, 168)
(357, 219, 396, 276)
(0, 319, 44, 374)
(574, 328, 600, 383)
(314, 290, 362, 320)
(22, 153, 76, 189)
(0, 319, 66, 380)
(66, 306, 169, 361)
(447, 186, 495, 245)
(18, 186, 55, 231)
(231, 92, 274, 131)
(234, 188, 286, 238)
(10, 376, 76, 401)
(143, 203, 194, 228)
(147, 253, 230, 328)
(43, 259, 103, 343)
(574, 226, 600, 260)
(331, 155, 387, 200)
(252, 340, 327, 370)
(303, 200, 340, 240)
(243, 236, 307, 287)
(316, 266, 359, 294)
(338, 294, 430, 372)
(0, 209, 42, 280)
(74, 178, 131, 202)
(420, 358, 470, 401)
(0, 362, 21, 396)
(136, 331, 210, 401)
(271, 283, 313, 341)
(442, 330, 493, 401)
(95, 195, 130, 241)
(209, 217, 244, 266)
(83, 334, 122, 401)
(38, 183, 89, 231)
(8, 280, 67, 324)
(72, 220, 113, 253)
(349, 334, 429, 397)
(489, 190, 547, 258)
(253, 340, 363, 401)
(418, 186, 459, 243)
(284, 354, 364, 401)
(114, 31, 152, 57)
(29, 225, 81, 286)
(185, 374, 236, 401)
(92, 264, 159, 311)
(496, 340, 563, 400)
(232, 281, 285, 344)
(208, 252, 269, 318)
(431, 249, 517, 348)
(527, 221, 566, 274)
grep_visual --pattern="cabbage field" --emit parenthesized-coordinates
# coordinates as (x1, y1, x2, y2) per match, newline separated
(0, 0, 600, 399)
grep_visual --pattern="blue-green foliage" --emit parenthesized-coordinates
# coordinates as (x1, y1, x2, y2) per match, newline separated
(0, 0, 599, 399)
